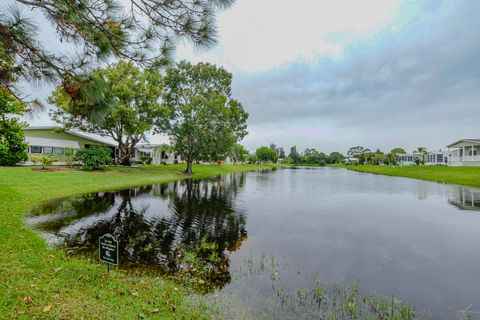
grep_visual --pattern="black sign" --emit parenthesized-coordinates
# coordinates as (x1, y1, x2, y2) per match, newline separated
(99, 234, 119, 265)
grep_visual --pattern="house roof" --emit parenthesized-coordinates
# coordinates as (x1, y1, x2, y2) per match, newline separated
(25, 136, 80, 148)
(446, 139, 480, 148)
(25, 126, 116, 147)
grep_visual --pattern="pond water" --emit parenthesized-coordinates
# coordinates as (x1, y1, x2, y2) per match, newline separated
(28, 167, 480, 319)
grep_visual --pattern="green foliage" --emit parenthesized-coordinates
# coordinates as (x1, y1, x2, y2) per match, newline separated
(50, 61, 165, 165)
(230, 144, 249, 163)
(390, 147, 407, 154)
(161, 61, 248, 174)
(140, 156, 153, 165)
(172, 237, 228, 293)
(74, 146, 112, 169)
(327, 151, 345, 164)
(347, 146, 370, 159)
(0, 0, 232, 109)
(63, 147, 76, 167)
(0, 88, 28, 165)
(303, 148, 327, 165)
(30, 154, 57, 169)
(256, 146, 278, 163)
(288, 146, 302, 164)
(247, 153, 258, 164)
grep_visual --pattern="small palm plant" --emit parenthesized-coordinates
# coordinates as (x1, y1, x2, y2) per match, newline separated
(63, 147, 76, 167)
(30, 155, 56, 169)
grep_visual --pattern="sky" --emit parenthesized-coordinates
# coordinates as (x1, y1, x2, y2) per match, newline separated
(16, 0, 480, 154)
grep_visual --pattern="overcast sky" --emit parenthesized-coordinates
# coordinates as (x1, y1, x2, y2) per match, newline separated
(20, 0, 480, 153)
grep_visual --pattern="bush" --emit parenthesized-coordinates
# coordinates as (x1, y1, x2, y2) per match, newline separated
(74, 146, 112, 170)
(140, 156, 153, 164)
(0, 88, 28, 166)
(319, 160, 326, 166)
(0, 118, 28, 166)
(30, 154, 56, 169)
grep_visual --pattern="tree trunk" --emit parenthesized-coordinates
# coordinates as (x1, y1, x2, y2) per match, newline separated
(185, 134, 194, 175)
(119, 143, 132, 166)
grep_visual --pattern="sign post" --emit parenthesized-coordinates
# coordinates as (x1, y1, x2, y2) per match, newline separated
(99, 234, 118, 272)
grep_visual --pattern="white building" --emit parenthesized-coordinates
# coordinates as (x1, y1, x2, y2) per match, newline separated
(131, 144, 181, 165)
(424, 150, 450, 166)
(396, 154, 423, 166)
(447, 139, 480, 166)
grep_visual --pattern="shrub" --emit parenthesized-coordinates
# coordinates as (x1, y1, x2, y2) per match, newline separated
(140, 156, 153, 164)
(30, 154, 56, 169)
(319, 160, 326, 166)
(0, 118, 28, 165)
(74, 146, 112, 170)
(0, 88, 28, 165)
(63, 147, 76, 167)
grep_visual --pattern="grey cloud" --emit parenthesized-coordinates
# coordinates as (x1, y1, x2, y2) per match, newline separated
(233, 0, 480, 152)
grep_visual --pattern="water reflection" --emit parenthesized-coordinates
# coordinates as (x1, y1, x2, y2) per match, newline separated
(447, 186, 480, 211)
(28, 173, 248, 290)
(27, 168, 480, 319)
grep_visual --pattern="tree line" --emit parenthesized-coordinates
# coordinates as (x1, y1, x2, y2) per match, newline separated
(346, 146, 428, 165)
(249, 144, 346, 165)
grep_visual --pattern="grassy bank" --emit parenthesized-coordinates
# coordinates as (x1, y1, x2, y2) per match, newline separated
(0, 164, 276, 319)
(337, 164, 480, 188)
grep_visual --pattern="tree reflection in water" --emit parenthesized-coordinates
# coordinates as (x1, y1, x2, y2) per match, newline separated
(29, 173, 248, 291)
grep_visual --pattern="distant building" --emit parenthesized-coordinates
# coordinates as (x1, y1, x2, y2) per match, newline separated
(396, 154, 423, 166)
(131, 144, 181, 165)
(344, 157, 359, 164)
(23, 126, 118, 165)
(424, 150, 450, 166)
(447, 139, 480, 166)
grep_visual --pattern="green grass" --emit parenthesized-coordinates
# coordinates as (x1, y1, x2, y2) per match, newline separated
(336, 164, 480, 188)
(0, 163, 277, 319)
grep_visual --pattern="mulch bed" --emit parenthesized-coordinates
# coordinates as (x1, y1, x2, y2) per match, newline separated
(32, 168, 81, 172)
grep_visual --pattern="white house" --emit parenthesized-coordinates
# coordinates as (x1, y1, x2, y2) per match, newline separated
(131, 144, 181, 165)
(424, 150, 450, 166)
(447, 139, 480, 166)
(396, 154, 423, 166)
(23, 126, 118, 165)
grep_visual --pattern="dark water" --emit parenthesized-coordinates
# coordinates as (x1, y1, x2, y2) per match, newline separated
(28, 167, 480, 319)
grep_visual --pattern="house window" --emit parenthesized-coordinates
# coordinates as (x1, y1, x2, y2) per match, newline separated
(53, 147, 64, 154)
(43, 146, 53, 154)
(139, 151, 152, 157)
(30, 146, 42, 153)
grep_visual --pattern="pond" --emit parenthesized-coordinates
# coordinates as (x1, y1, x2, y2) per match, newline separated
(28, 167, 480, 319)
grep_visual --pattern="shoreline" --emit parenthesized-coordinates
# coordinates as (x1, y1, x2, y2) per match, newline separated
(0, 164, 278, 319)
(333, 164, 480, 189)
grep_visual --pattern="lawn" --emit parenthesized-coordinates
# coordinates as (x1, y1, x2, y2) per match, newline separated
(338, 165, 480, 188)
(0, 164, 276, 319)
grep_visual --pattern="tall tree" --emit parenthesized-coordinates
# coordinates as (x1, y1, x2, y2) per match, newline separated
(0, 88, 28, 165)
(328, 151, 344, 164)
(256, 146, 278, 163)
(229, 144, 249, 164)
(347, 146, 369, 158)
(288, 146, 302, 164)
(160, 61, 248, 174)
(390, 147, 407, 154)
(1, 0, 233, 112)
(269, 143, 279, 156)
(278, 147, 286, 159)
(49, 60, 164, 165)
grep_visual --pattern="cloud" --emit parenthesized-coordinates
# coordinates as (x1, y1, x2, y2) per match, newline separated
(232, 0, 480, 153)
(176, 0, 404, 72)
